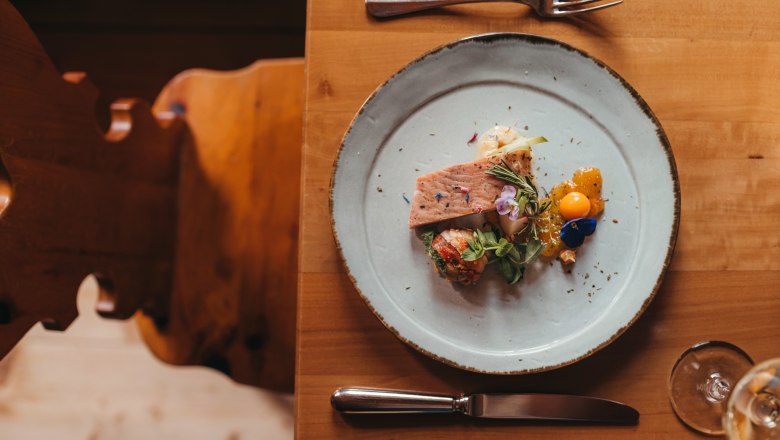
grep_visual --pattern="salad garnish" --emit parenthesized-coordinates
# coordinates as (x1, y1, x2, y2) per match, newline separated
(461, 228, 545, 284)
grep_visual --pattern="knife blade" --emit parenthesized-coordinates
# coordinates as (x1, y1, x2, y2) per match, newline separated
(331, 387, 638, 425)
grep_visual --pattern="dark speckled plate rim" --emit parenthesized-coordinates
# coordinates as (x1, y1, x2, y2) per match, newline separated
(328, 32, 681, 375)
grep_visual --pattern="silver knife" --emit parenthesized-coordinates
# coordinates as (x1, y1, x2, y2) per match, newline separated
(331, 387, 639, 424)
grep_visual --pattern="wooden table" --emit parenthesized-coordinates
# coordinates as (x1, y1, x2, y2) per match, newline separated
(298, 1, 780, 438)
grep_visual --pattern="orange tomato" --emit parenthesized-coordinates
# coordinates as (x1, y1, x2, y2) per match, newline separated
(559, 191, 591, 220)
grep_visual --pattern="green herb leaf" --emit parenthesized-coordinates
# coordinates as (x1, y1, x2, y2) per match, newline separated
(516, 195, 528, 216)
(498, 258, 524, 284)
(498, 258, 514, 282)
(523, 238, 545, 264)
(463, 238, 485, 261)
(461, 247, 480, 261)
(482, 230, 498, 247)
(495, 238, 514, 258)
(507, 245, 522, 262)
(421, 230, 434, 247)
(509, 265, 525, 284)
(421, 230, 447, 272)
(457, 228, 539, 285)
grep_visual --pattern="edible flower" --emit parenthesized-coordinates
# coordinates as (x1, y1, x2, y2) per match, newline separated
(485, 160, 550, 239)
(560, 217, 597, 248)
(473, 203, 484, 213)
(435, 192, 446, 201)
(495, 185, 521, 221)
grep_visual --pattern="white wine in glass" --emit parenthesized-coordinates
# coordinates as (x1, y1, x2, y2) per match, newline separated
(668, 341, 780, 439)
(724, 358, 780, 439)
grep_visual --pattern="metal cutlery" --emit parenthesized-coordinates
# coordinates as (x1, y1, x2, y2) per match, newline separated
(332, 387, 639, 424)
(366, 0, 624, 18)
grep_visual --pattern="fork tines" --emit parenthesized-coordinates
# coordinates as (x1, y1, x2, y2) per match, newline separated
(551, 0, 624, 16)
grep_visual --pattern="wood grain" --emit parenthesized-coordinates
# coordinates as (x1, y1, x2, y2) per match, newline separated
(0, 0, 181, 357)
(297, 0, 780, 438)
(0, 0, 303, 391)
(142, 59, 304, 391)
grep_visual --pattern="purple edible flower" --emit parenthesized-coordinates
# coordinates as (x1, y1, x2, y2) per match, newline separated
(495, 185, 521, 221)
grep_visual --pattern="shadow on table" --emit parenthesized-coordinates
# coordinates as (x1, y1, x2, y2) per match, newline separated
(336, 411, 638, 430)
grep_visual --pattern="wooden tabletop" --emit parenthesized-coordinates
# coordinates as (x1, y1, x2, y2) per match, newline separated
(297, 1, 780, 438)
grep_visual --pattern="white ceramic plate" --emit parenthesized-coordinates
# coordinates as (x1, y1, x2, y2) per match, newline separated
(331, 33, 679, 374)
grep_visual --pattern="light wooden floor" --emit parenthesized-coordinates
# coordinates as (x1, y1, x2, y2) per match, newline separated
(0, 277, 294, 440)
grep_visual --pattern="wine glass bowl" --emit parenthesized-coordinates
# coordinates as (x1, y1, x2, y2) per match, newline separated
(668, 341, 755, 435)
(724, 358, 780, 439)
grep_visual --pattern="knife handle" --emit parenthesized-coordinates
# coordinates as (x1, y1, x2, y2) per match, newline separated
(331, 388, 469, 414)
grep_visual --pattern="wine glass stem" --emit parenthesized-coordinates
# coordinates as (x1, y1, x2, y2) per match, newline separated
(705, 373, 731, 403)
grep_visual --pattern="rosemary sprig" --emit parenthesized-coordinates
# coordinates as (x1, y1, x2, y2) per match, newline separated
(484, 159, 526, 186)
(486, 159, 542, 202)
(485, 159, 551, 240)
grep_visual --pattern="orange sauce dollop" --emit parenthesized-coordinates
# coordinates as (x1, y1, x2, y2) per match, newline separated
(536, 167, 604, 257)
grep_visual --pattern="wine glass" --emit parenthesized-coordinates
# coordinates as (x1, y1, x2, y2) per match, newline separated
(724, 358, 780, 439)
(668, 341, 780, 438)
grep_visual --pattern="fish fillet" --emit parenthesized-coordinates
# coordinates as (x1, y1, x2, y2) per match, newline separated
(408, 150, 532, 229)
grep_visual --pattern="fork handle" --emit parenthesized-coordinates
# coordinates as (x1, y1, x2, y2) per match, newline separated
(366, 0, 505, 17)
(331, 388, 469, 414)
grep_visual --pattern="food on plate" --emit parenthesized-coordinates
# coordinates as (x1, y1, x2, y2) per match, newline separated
(559, 249, 576, 265)
(423, 226, 543, 285)
(476, 125, 518, 157)
(408, 149, 532, 229)
(476, 127, 546, 237)
(476, 125, 548, 159)
(422, 228, 487, 285)
(571, 167, 604, 216)
(536, 167, 604, 258)
(559, 191, 591, 220)
(560, 217, 597, 249)
(412, 125, 605, 285)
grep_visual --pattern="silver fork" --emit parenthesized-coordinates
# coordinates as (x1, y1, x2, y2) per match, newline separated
(366, 0, 624, 18)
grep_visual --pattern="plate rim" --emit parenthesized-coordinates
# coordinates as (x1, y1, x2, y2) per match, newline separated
(328, 32, 681, 375)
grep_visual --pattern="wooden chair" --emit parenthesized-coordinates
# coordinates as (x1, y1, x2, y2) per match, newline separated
(0, 0, 302, 391)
